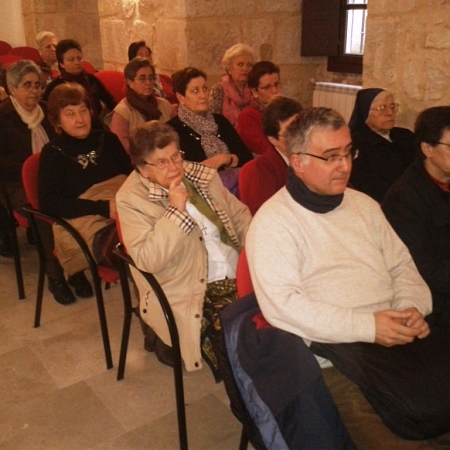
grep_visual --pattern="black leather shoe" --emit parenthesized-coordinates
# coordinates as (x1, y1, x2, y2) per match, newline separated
(68, 271, 93, 298)
(154, 337, 175, 367)
(48, 277, 76, 305)
(143, 327, 174, 367)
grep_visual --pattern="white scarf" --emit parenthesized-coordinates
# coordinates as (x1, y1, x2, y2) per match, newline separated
(10, 96, 49, 154)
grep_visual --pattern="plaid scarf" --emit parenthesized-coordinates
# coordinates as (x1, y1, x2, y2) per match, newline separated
(144, 161, 241, 249)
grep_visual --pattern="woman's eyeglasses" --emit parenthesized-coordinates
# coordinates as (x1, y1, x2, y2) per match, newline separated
(370, 103, 399, 114)
(143, 151, 185, 170)
(133, 75, 155, 83)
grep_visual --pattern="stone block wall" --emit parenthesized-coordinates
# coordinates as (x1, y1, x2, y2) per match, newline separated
(18, 0, 362, 108)
(364, 0, 450, 129)
(21, 0, 103, 69)
(96, 0, 359, 108)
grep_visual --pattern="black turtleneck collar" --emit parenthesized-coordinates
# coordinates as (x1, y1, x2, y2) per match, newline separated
(55, 130, 104, 156)
(285, 168, 344, 213)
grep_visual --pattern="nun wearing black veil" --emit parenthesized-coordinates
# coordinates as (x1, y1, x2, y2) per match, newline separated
(348, 88, 415, 203)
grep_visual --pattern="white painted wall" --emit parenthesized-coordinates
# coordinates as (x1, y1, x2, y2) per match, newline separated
(0, 0, 26, 47)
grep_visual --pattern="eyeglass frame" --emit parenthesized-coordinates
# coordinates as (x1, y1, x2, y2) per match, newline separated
(370, 103, 399, 114)
(258, 81, 281, 92)
(434, 141, 450, 148)
(143, 150, 185, 170)
(132, 75, 155, 83)
(294, 148, 359, 164)
(17, 81, 42, 91)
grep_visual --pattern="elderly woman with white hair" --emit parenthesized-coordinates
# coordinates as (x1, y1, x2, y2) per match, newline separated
(35, 31, 59, 86)
(348, 88, 416, 202)
(209, 43, 255, 126)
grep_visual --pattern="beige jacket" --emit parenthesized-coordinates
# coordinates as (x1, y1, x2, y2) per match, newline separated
(116, 162, 251, 371)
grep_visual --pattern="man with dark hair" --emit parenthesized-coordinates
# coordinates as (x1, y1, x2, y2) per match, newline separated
(239, 96, 302, 215)
(247, 107, 450, 440)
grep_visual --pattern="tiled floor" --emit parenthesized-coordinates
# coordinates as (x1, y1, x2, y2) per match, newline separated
(0, 229, 249, 450)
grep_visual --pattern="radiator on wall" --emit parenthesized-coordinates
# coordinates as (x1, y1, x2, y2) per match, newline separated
(312, 82, 362, 124)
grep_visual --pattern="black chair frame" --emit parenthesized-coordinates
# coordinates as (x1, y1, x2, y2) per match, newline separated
(112, 244, 188, 450)
(22, 205, 113, 370)
(1, 184, 25, 299)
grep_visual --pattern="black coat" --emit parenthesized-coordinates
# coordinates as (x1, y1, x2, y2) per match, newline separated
(0, 97, 56, 183)
(382, 157, 450, 323)
(167, 114, 253, 167)
(350, 125, 416, 202)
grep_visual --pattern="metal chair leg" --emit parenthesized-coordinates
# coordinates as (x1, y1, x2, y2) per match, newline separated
(116, 257, 133, 381)
(239, 426, 249, 450)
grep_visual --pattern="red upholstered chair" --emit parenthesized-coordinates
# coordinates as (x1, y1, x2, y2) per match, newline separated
(21, 153, 117, 370)
(237, 248, 253, 298)
(94, 70, 125, 103)
(0, 54, 22, 67)
(83, 60, 96, 74)
(237, 159, 260, 217)
(0, 40, 12, 55)
(8, 46, 40, 63)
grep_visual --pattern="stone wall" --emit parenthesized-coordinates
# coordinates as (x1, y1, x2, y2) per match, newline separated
(97, 0, 338, 108)
(18, 0, 363, 108)
(21, 0, 103, 69)
(363, 0, 450, 129)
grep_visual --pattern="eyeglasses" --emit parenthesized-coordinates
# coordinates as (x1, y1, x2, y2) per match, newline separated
(133, 75, 155, 83)
(258, 81, 280, 91)
(435, 142, 450, 148)
(370, 103, 399, 114)
(18, 81, 42, 91)
(295, 148, 359, 165)
(143, 150, 185, 170)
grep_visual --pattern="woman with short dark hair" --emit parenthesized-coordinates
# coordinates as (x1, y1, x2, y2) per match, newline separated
(39, 83, 132, 303)
(236, 61, 281, 155)
(43, 39, 116, 127)
(108, 57, 173, 153)
(168, 66, 253, 194)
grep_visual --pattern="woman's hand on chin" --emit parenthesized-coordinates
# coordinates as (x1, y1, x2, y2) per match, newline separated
(202, 154, 238, 170)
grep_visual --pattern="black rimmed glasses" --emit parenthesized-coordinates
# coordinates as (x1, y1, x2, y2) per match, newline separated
(435, 142, 450, 148)
(295, 148, 359, 165)
(143, 150, 185, 170)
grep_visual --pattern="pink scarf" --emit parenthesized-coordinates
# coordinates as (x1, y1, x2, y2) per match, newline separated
(220, 74, 252, 126)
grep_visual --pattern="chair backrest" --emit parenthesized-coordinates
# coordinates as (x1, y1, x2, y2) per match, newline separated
(237, 248, 253, 298)
(83, 60, 96, 74)
(9, 46, 40, 63)
(238, 159, 259, 216)
(22, 153, 41, 209)
(0, 54, 22, 67)
(94, 70, 125, 103)
(0, 40, 12, 55)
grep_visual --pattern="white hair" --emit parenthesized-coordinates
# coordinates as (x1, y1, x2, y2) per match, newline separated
(36, 31, 56, 48)
(222, 43, 255, 73)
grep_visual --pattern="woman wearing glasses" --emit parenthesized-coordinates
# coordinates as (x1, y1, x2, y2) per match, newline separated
(108, 57, 173, 153)
(116, 121, 251, 376)
(348, 88, 415, 202)
(0, 60, 65, 297)
(236, 61, 281, 156)
(168, 66, 252, 194)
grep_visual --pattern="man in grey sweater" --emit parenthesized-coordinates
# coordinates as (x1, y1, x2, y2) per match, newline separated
(246, 107, 450, 441)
